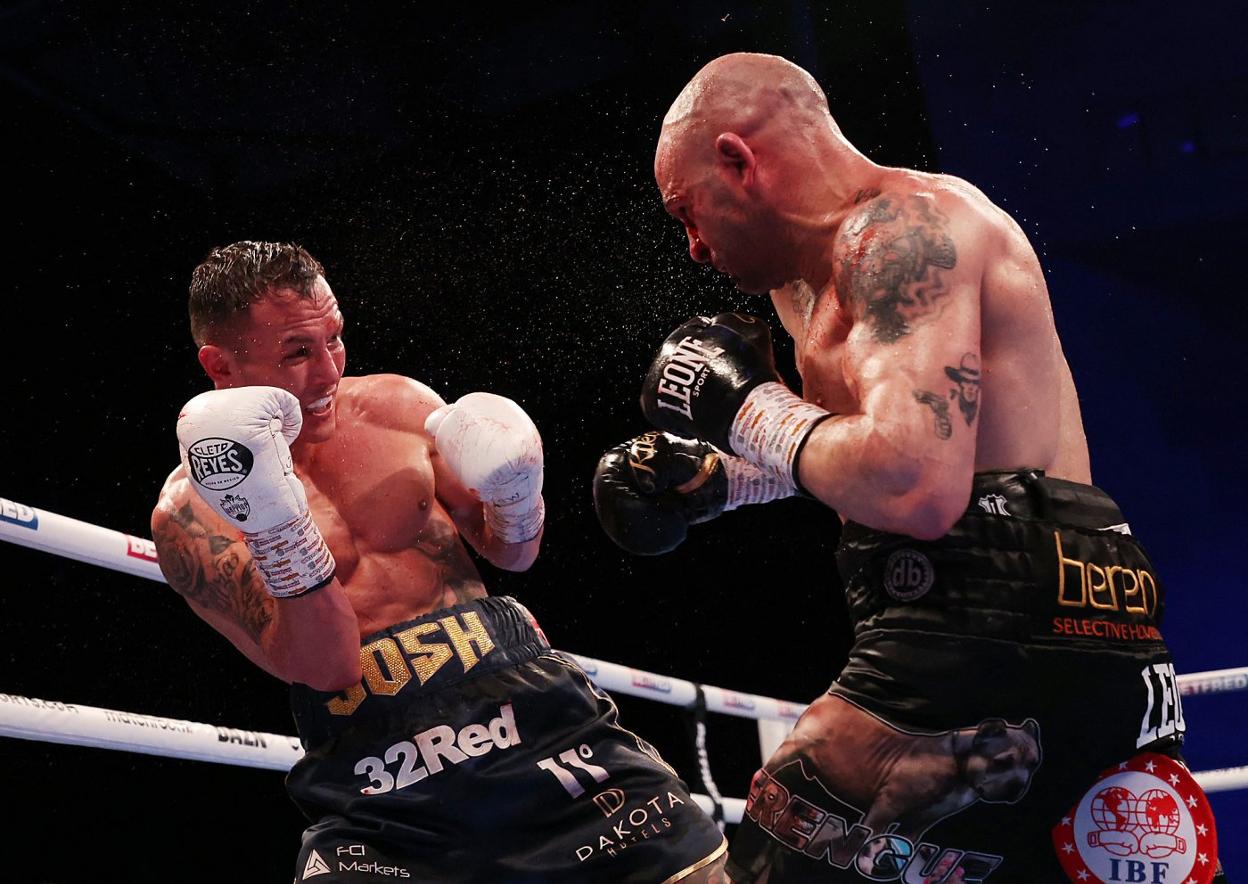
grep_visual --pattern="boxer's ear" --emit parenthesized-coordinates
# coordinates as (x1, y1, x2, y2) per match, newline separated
(715, 133, 756, 187)
(973, 718, 1007, 748)
(198, 344, 234, 388)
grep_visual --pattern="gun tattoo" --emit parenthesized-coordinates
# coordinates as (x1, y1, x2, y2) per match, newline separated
(914, 390, 953, 440)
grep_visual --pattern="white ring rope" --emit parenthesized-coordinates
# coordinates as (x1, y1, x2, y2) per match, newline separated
(0, 691, 748, 822)
(3, 498, 1243, 707)
(2, 496, 1245, 814)
(0, 688, 1243, 816)
(0, 498, 812, 720)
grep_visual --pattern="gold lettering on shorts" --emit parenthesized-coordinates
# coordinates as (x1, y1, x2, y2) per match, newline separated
(1137, 570, 1158, 617)
(361, 638, 410, 697)
(1053, 531, 1157, 617)
(439, 611, 495, 672)
(327, 683, 366, 717)
(326, 611, 500, 717)
(396, 623, 454, 685)
(1056, 531, 1087, 607)
(1087, 562, 1115, 610)
(1116, 566, 1141, 613)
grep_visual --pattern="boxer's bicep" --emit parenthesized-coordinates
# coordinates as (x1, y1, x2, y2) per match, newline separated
(151, 499, 283, 679)
(837, 191, 983, 448)
(428, 430, 491, 552)
(436, 454, 541, 569)
(843, 272, 981, 439)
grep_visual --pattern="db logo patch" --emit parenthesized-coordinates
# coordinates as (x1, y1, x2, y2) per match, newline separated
(1053, 752, 1218, 883)
(186, 437, 254, 490)
(883, 549, 934, 601)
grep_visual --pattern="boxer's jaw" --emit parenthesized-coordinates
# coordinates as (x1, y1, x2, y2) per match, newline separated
(215, 278, 348, 447)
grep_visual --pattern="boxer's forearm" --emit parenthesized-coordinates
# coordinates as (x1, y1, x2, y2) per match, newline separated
(264, 580, 362, 691)
(797, 414, 970, 540)
(449, 497, 543, 571)
(479, 506, 543, 571)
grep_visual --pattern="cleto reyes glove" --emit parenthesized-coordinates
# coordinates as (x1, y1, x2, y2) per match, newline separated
(640, 312, 832, 484)
(594, 431, 796, 555)
(177, 386, 336, 598)
(424, 392, 545, 544)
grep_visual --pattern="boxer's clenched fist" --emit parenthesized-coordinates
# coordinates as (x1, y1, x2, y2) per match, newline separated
(593, 432, 729, 556)
(425, 392, 545, 544)
(177, 386, 335, 598)
(640, 312, 831, 481)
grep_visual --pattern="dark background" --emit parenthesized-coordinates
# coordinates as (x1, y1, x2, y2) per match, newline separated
(2, 2, 1244, 880)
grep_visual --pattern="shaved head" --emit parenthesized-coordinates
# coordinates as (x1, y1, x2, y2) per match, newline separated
(654, 53, 874, 295)
(660, 53, 836, 154)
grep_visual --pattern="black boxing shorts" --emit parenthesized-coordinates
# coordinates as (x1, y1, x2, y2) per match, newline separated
(728, 471, 1222, 883)
(286, 595, 726, 883)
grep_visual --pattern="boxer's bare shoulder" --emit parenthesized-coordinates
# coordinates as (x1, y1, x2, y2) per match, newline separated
(293, 374, 443, 504)
(823, 171, 1087, 481)
(830, 178, 999, 345)
(333, 373, 445, 435)
(307, 372, 479, 531)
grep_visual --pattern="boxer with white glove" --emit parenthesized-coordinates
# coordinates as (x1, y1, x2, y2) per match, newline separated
(424, 392, 545, 545)
(177, 385, 335, 598)
(154, 242, 729, 883)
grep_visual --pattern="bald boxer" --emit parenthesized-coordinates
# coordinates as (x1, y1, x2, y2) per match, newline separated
(152, 241, 727, 882)
(594, 55, 1222, 882)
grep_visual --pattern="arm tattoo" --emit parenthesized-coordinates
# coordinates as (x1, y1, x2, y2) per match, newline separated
(154, 503, 273, 642)
(912, 353, 981, 441)
(944, 353, 981, 426)
(914, 390, 953, 440)
(838, 195, 958, 344)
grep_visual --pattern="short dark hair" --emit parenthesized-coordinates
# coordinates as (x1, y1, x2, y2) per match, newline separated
(188, 241, 325, 346)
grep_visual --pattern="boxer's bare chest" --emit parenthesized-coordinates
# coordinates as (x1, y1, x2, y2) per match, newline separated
(295, 417, 441, 584)
(779, 280, 859, 413)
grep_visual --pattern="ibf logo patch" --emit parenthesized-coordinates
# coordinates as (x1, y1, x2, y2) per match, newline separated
(883, 549, 934, 601)
(1053, 752, 1218, 883)
(186, 437, 253, 490)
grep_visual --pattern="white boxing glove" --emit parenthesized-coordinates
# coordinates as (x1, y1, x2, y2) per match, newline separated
(425, 392, 545, 544)
(177, 386, 336, 598)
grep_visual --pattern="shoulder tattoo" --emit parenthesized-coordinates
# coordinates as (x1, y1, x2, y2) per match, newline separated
(837, 194, 958, 344)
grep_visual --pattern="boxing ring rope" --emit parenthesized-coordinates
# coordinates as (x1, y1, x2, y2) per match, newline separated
(2, 497, 1247, 830)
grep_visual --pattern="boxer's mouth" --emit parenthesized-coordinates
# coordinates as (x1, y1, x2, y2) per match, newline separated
(306, 393, 335, 416)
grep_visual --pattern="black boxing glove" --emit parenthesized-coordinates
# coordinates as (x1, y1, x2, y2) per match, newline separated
(640, 313, 832, 482)
(594, 431, 796, 555)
